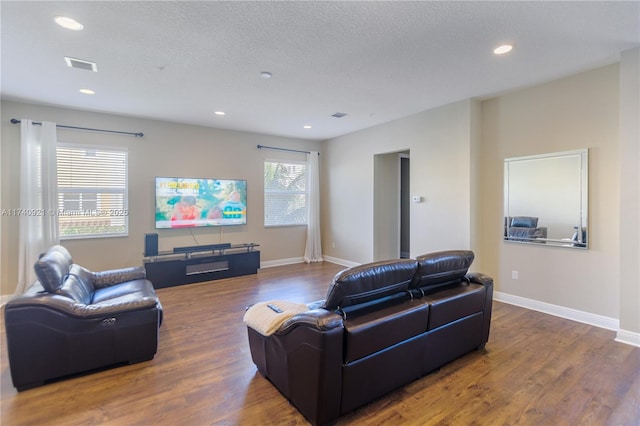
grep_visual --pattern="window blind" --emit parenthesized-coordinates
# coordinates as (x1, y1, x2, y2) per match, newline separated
(264, 159, 307, 227)
(57, 143, 128, 238)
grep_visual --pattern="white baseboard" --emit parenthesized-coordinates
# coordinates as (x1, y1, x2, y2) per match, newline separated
(494, 291, 619, 330)
(321, 255, 359, 268)
(615, 329, 640, 347)
(494, 291, 639, 347)
(260, 257, 305, 268)
(260, 256, 358, 269)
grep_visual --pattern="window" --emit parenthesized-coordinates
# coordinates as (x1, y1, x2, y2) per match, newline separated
(264, 159, 307, 226)
(57, 143, 128, 238)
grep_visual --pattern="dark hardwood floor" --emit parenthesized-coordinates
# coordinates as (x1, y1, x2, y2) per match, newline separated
(1, 261, 638, 425)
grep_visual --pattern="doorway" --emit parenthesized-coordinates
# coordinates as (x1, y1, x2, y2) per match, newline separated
(400, 155, 410, 258)
(373, 151, 410, 260)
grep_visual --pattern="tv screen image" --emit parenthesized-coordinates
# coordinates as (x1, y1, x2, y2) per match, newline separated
(155, 177, 247, 228)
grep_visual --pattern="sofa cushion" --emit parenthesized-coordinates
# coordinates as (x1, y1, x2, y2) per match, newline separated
(323, 259, 417, 310)
(55, 265, 94, 304)
(411, 250, 474, 290)
(343, 298, 428, 363)
(510, 216, 538, 228)
(508, 227, 537, 239)
(33, 245, 73, 293)
(424, 283, 486, 330)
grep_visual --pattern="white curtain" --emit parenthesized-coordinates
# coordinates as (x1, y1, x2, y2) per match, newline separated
(16, 120, 59, 294)
(304, 151, 323, 263)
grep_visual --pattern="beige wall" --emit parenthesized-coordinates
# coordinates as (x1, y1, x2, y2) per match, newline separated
(619, 47, 640, 334)
(322, 62, 636, 336)
(322, 99, 474, 264)
(1, 101, 321, 295)
(479, 64, 621, 319)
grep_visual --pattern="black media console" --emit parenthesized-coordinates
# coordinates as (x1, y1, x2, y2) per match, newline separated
(143, 243, 260, 289)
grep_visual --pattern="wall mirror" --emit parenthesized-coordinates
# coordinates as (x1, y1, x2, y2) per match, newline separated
(504, 149, 588, 249)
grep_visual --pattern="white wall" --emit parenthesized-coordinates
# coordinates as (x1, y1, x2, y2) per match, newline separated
(322, 100, 474, 264)
(0, 101, 321, 295)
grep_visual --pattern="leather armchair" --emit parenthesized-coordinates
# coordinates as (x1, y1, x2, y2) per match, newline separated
(4, 245, 163, 391)
(506, 216, 547, 241)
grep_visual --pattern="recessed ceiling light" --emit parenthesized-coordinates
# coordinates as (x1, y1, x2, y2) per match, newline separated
(214, 111, 226, 116)
(303, 125, 312, 129)
(494, 44, 514, 55)
(79, 89, 95, 95)
(260, 71, 272, 79)
(54, 16, 84, 31)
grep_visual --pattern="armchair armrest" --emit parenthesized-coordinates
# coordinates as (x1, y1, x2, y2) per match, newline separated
(6, 293, 159, 319)
(92, 266, 146, 289)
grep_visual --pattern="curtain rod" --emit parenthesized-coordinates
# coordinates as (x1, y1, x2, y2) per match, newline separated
(256, 144, 318, 155)
(10, 118, 143, 137)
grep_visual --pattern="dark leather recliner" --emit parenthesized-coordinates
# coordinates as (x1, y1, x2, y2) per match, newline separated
(245, 250, 493, 425)
(4, 245, 163, 391)
(506, 216, 548, 241)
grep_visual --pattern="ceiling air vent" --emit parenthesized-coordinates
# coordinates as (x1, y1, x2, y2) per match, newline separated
(64, 56, 98, 72)
(331, 112, 348, 118)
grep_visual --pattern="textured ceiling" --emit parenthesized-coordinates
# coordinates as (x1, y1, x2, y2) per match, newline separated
(1, 1, 638, 141)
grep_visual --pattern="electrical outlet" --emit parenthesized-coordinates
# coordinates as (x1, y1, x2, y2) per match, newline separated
(511, 270, 519, 280)
(332, 242, 336, 249)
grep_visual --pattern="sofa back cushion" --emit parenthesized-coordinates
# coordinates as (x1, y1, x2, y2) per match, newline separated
(33, 245, 73, 293)
(510, 216, 538, 228)
(411, 250, 474, 290)
(56, 264, 95, 304)
(343, 299, 429, 363)
(323, 259, 417, 310)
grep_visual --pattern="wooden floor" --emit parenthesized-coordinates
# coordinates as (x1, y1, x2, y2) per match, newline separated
(1, 261, 639, 425)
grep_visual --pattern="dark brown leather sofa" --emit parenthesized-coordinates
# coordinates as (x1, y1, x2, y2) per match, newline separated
(245, 250, 493, 425)
(4, 245, 163, 391)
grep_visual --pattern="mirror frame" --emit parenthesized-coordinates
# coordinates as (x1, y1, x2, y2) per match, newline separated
(504, 149, 588, 249)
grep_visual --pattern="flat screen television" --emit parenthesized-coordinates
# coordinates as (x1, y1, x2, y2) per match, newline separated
(155, 177, 247, 228)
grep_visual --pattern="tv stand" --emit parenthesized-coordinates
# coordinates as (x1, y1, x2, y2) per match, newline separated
(143, 243, 260, 288)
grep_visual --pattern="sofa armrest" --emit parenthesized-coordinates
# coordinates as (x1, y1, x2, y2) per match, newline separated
(306, 299, 325, 310)
(467, 272, 493, 287)
(277, 309, 343, 335)
(247, 311, 344, 425)
(467, 272, 493, 345)
(92, 266, 147, 289)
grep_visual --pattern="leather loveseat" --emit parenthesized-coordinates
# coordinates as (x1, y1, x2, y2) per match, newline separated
(4, 245, 163, 391)
(244, 250, 493, 425)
